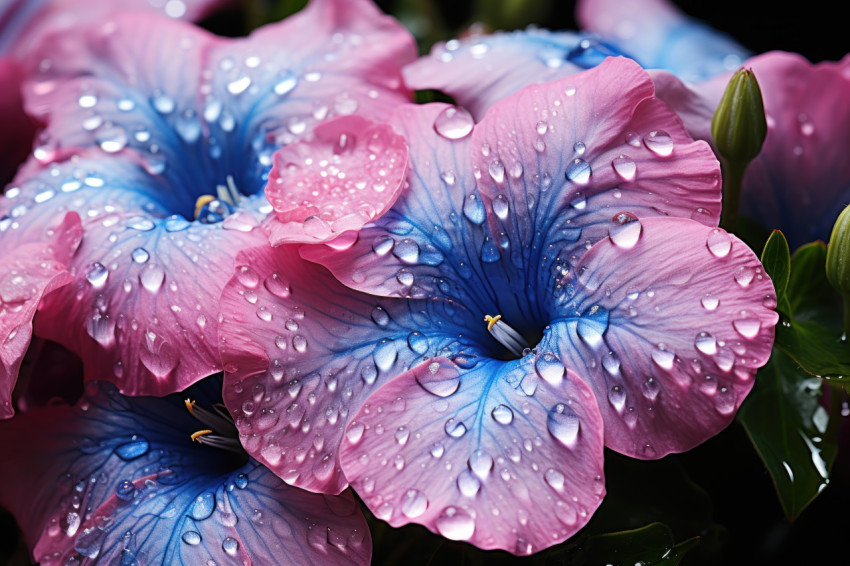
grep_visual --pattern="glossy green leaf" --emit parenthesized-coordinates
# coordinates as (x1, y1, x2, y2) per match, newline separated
(573, 523, 698, 566)
(768, 241, 850, 383)
(760, 230, 790, 310)
(737, 348, 838, 520)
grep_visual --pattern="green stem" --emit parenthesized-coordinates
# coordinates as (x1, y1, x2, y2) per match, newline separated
(720, 159, 746, 233)
(842, 292, 850, 341)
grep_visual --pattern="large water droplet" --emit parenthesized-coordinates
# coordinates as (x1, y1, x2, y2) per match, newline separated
(701, 293, 719, 311)
(435, 507, 475, 540)
(182, 531, 202, 545)
(651, 345, 675, 370)
(222, 537, 239, 555)
(139, 263, 165, 292)
(547, 403, 580, 446)
(565, 158, 592, 185)
(644, 130, 673, 156)
(416, 361, 459, 397)
(190, 492, 216, 520)
(695, 331, 717, 355)
(608, 385, 626, 412)
(544, 468, 565, 490)
(492, 194, 509, 219)
(462, 194, 486, 225)
(488, 160, 505, 183)
(491, 404, 514, 425)
(445, 418, 467, 438)
(401, 489, 429, 518)
(705, 229, 732, 258)
(611, 154, 637, 181)
(434, 106, 474, 140)
(96, 124, 129, 153)
(85, 262, 109, 288)
(535, 353, 565, 384)
(114, 436, 149, 460)
(457, 469, 481, 497)
(608, 212, 642, 248)
(274, 72, 299, 96)
(733, 316, 762, 339)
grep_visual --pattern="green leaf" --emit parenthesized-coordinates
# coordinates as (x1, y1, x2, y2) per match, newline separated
(770, 241, 850, 383)
(760, 230, 790, 309)
(571, 523, 698, 566)
(737, 348, 838, 520)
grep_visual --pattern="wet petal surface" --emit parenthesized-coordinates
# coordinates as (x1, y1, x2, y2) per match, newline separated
(552, 217, 778, 457)
(0, 379, 371, 565)
(340, 358, 605, 554)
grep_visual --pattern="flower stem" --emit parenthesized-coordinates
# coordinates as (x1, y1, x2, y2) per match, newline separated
(720, 159, 746, 233)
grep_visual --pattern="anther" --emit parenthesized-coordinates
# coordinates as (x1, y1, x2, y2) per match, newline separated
(484, 314, 530, 357)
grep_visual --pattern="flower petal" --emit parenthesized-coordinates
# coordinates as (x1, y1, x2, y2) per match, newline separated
(2, 156, 266, 396)
(0, 212, 81, 418)
(576, 0, 751, 82)
(553, 216, 777, 457)
(403, 28, 631, 120)
(339, 357, 605, 554)
(0, 380, 372, 565)
(220, 244, 482, 493)
(0, 58, 36, 184)
(264, 115, 408, 245)
(300, 103, 504, 310)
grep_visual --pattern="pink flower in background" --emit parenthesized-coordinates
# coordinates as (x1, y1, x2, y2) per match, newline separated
(0, 0, 416, 415)
(0, 0, 234, 183)
(219, 58, 777, 553)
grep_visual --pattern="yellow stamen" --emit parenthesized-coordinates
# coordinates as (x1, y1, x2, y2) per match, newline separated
(194, 195, 216, 219)
(484, 314, 502, 332)
(184, 398, 196, 414)
(191, 429, 213, 442)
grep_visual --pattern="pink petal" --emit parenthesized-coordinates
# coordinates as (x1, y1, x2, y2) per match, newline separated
(472, 57, 722, 248)
(0, 212, 81, 418)
(340, 358, 605, 554)
(220, 243, 479, 493)
(557, 216, 778, 458)
(4, 156, 266, 397)
(0, 58, 36, 184)
(264, 115, 408, 245)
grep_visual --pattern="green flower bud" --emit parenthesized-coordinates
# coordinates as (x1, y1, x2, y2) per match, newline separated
(711, 68, 768, 165)
(827, 204, 850, 295)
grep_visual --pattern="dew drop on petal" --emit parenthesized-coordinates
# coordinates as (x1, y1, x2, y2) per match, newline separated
(733, 316, 762, 339)
(433, 106, 474, 140)
(544, 468, 565, 490)
(488, 160, 505, 183)
(190, 492, 215, 520)
(401, 489, 429, 518)
(607, 385, 625, 412)
(417, 361, 459, 397)
(535, 352, 565, 384)
(565, 158, 591, 185)
(643, 130, 673, 156)
(706, 229, 733, 258)
(695, 331, 717, 355)
(435, 507, 475, 540)
(456, 470, 481, 497)
(492, 194, 509, 219)
(611, 154, 636, 181)
(608, 212, 642, 248)
(547, 403, 580, 446)
(701, 293, 719, 311)
(651, 345, 675, 371)
(445, 418, 467, 438)
(222, 537, 239, 555)
(491, 404, 514, 425)
(182, 531, 201, 545)
(85, 262, 109, 288)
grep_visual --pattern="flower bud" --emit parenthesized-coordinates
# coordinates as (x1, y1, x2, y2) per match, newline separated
(827, 204, 850, 295)
(711, 68, 767, 165)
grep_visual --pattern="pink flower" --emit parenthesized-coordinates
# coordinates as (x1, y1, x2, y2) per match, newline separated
(218, 58, 777, 553)
(0, 0, 416, 415)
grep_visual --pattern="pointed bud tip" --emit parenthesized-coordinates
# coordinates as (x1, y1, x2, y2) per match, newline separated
(711, 67, 768, 165)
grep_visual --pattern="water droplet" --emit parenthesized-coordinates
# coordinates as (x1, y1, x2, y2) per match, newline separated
(96, 124, 129, 153)
(131, 247, 150, 264)
(445, 418, 467, 438)
(151, 92, 175, 114)
(435, 507, 475, 540)
(433, 106, 474, 140)
(535, 353, 565, 384)
(393, 238, 420, 264)
(492, 194, 509, 219)
(264, 273, 290, 298)
(565, 158, 591, 185)
(115, 480, 136, 501)
(574, 141, 586, 155)
(407, 331, 429, 355)
(701, 293, 719, 311)
(651, 345, 675, 370)
(463, 194, 486, 225)
(182, 531, 201, 545)
(695, 331, 717, 355)
(190, 492, 215, 520)
(706, 229, 732, 258)
(457, 469, 481, 497)
(222, 537, 239, 555)
(602, 351, 621, 376)
(274, 72, 299, 95)
(733, 316, 762, 339)
(227, 76, 252, 95)
(401, 489, 429, 518)
(371, 306, 390, 326)
(468, 450, 493, 478)
(85, 262, 109, 288)
(114, 436, 149, 460)
(74, 527, 106, 558)
(644, 130, 673, 156)
(734, 266, 755, 287)
(544, 468, 565, 490)
(416, 361, 459, 397)
(292, 335, 307, 352)
(256, 307, 272, 322)
(714, 386, 736, 415)
(488, 160, 505, 183)
(611, 154, 637, 181)
(608, 385, 626, 412)
(547, 403, 580, 446)
(536, 121, 548, 135)
(480, 239, 500, 263)
(139, 264, 165, 292)
(608, 212, 642, 248)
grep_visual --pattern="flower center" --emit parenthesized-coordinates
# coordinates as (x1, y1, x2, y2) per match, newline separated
(192, 175, 243, 224)
(185, 398, 244, 453)
(484, 314, 532, 358)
